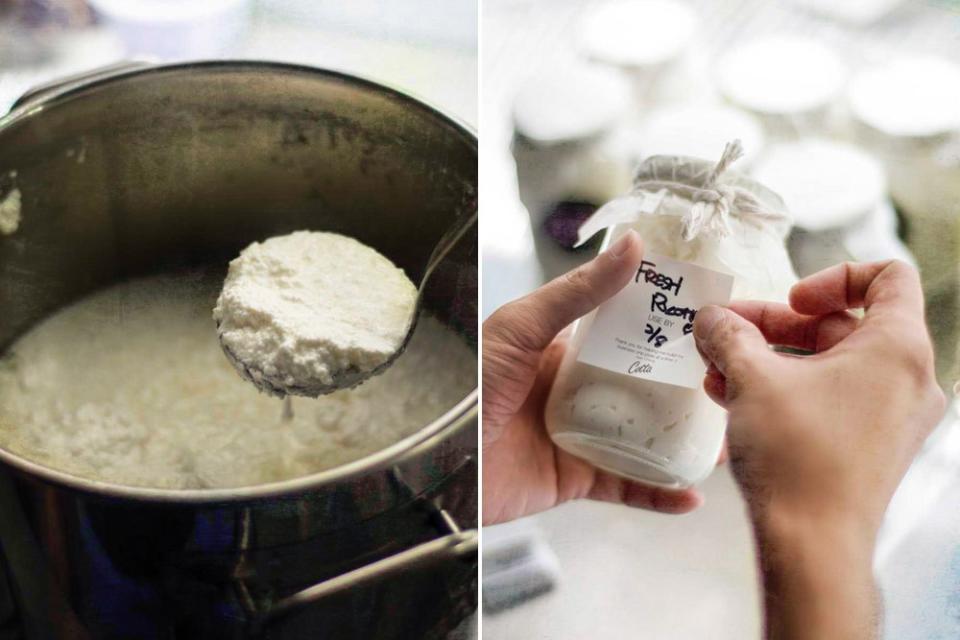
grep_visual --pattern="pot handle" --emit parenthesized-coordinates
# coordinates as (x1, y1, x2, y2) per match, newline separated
(250, 465, 478, 627)
(264, 525, 478, 623)
(10, 60, 154, 112)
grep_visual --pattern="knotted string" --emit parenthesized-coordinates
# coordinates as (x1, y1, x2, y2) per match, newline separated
(575, 139, 790, 247)
(681, 140, 743, 241)
(628, 139, 787, 242)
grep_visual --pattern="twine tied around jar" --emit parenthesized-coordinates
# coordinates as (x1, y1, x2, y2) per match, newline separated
(575, 139, 791, 248)
(632, 139, 789, 242)
(680, 140, 743, 241)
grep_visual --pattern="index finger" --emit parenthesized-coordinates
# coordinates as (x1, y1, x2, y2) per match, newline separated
(485, 230, 644, 353)
(728, 300, 858, 352)
(789, 260, 925, 322)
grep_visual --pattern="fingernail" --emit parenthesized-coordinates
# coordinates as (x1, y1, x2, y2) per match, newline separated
(694, 305, 724, 340)
(605, 230, 635, 259)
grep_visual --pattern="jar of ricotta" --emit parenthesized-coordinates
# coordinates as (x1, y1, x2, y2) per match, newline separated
(544, 142, 797, 488)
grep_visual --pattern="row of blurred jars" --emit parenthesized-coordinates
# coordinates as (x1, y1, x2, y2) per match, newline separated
(509, 0, 960, 382)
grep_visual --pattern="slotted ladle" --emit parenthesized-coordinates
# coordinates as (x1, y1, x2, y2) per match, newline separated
(218, 209, 477, 399)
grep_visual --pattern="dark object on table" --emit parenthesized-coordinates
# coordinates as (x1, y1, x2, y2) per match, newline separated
(542, 200, 600, 251)
(0, 0, 93, 67)
(14, 0, 93, 28)
(482, 534, 558, 614)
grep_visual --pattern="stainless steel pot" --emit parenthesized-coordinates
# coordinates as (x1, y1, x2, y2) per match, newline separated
(0, 61, 477, 639)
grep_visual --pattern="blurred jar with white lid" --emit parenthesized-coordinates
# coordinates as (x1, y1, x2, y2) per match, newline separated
(637, 104, 766, 169)
(577, 0, 700, 105)
(751, 138, 914, 274)
(717, 35, 847, 141)
(511, 61, 637, 229)
(847, 55, 960, 385)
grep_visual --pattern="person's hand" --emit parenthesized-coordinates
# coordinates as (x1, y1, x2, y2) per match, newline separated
(694, 259, 944, 536)
(483, 231, 706, 525)
(693, 260, 946, 639)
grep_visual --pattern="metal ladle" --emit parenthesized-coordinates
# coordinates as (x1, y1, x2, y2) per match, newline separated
(218, 209, 477, 400)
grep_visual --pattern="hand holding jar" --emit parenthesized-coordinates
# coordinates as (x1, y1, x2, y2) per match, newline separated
(482, 230, 709, 525)
(694, 260, 946, 639)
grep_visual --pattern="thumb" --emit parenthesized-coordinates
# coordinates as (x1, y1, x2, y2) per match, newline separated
(693, 305, 773, 395)
(486, 230, 644, 353)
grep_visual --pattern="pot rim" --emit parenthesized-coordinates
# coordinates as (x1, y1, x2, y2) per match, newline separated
(1, 59, 478, 142)
(0, 60, 478, 504)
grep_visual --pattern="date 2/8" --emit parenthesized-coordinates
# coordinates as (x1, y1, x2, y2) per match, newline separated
(644, 320, 695, 348)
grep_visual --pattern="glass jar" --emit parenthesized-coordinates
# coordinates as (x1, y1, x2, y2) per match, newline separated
(544, 144, 797, 488)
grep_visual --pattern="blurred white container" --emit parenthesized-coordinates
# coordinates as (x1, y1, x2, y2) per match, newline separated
(257, 0, 477, 49)
(638, 104, 765, 168)
(88, 0, 252, 59)
(847, 55, 960, 321)
(578, 0, 696, 70)
(512, 64, 631, 147)
(848, 55, 960, 141)
(754, 138, 916, 275)
(578, 0, 698, 104)
(789, 0, 906, 25)
(511, 63, 636, 217)
(752, 139, 885, 233)
(717, 36, 846, 139)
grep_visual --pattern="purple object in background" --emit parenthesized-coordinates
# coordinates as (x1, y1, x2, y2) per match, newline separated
(14, 0, 93, 28)
(86, 0, 251, 59)
(542, 201, 600, 251)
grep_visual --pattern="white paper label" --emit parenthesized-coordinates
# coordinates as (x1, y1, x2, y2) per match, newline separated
(577, 253, 734, 389)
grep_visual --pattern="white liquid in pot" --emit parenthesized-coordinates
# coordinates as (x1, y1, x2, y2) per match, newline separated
(0, 271, 475, 490)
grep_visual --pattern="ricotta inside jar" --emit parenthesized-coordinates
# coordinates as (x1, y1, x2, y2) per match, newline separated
(544, 146, 797, 488)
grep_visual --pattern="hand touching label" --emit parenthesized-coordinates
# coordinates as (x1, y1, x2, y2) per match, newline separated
(578, 253, 733, 389)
